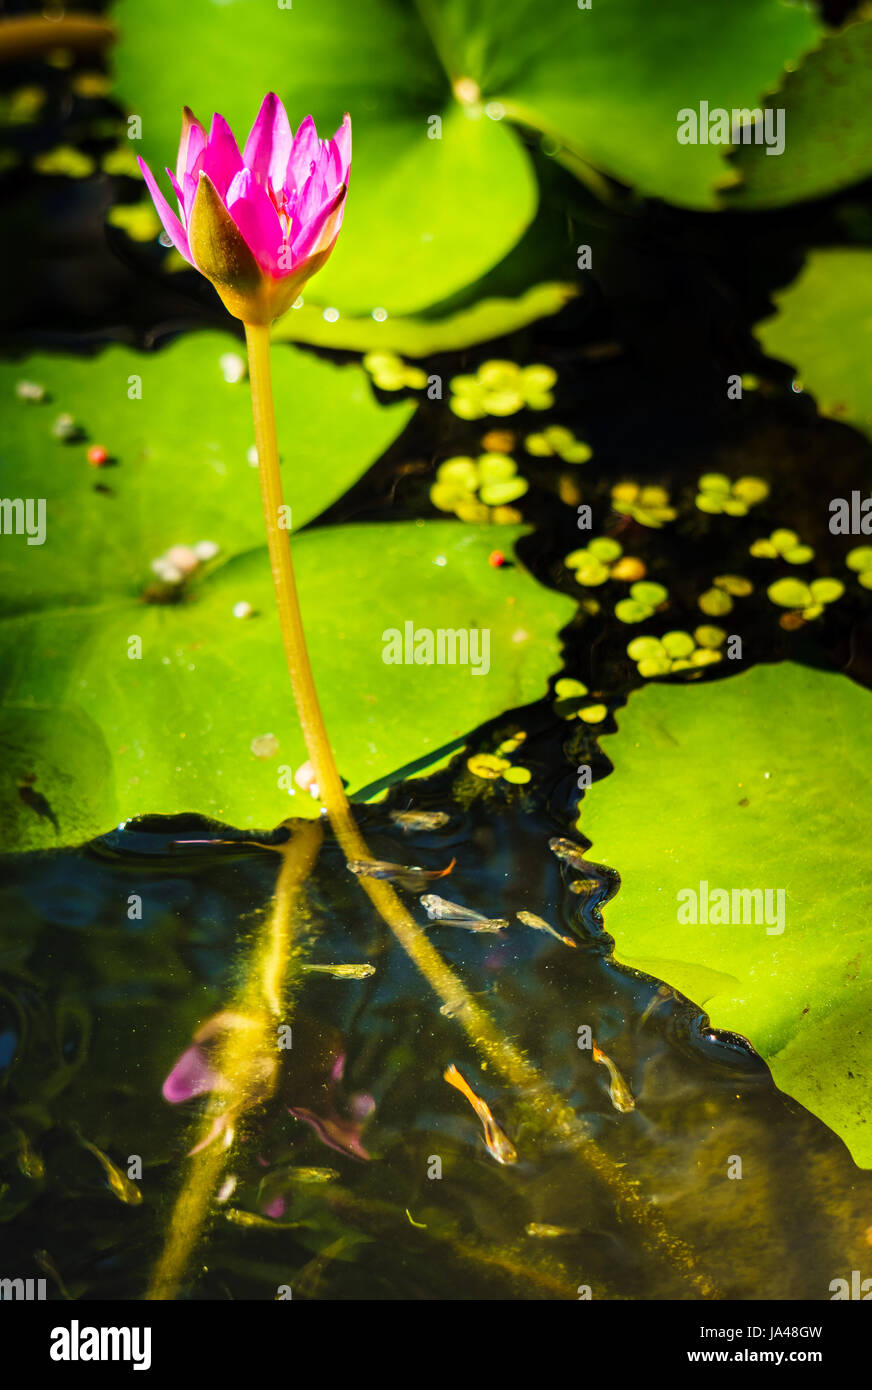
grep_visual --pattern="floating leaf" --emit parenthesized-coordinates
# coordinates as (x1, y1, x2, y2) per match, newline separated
(272, 284, 576, 356)
(583, 663, 872, 1166)
(728, 20, 872, 209)
(0, 509, 574, 848)
(755, 250, 872, 441)
(767, 578, 812, 609)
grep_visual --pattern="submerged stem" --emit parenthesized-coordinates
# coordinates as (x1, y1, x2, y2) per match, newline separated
(147, 821, 322, 1300)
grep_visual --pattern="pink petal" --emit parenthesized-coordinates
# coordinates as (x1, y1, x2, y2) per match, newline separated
(166, 167, 186, 222)
(137, 157, 193, 263)
(201, 112, 244, 198)
(287, 114, 319, 193)
(243, 91, 293, 192)
(292, 181, 347, 261)
(176, 106, 206, 184)
(162, 1044, 221, 1103)
(333, 113, 351, 179)
(226, 167, 284, 275)
(294, 167, 327, 234)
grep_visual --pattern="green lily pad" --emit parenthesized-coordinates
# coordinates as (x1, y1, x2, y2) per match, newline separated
(754, 250, 872, 441)
(0, 514, 574, 849)
(432, 0, 819, 207)
(0, 334, 413, 612)
(582, 663, 872, 1167)
(728, 20, 872, 209)
(271, 283, 576, 355)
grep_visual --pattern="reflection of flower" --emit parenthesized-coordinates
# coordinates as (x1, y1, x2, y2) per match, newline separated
(139, 94, 350, 324)
(163, 1011, 373, 1162)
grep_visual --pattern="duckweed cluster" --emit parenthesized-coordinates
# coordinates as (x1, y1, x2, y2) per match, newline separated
(767, 575, 844, 622)
(846, 547, 872, 589)
(698, 573, 754, 616)
(564, 537, 646, 587)
(695, 473, 769, 515)
(611, 482, 676, 528)
(467, 731, 531, 783)
(627, 628, 726, 678)
(614, 581, 669, 624)
(430, 453, 527, 520)
(524, 424, 592, 463)
(448, 361, 556, 419)
(750, 528, 814, 564)
(363, 351, 428, 392)
(552, 678, 608, 723)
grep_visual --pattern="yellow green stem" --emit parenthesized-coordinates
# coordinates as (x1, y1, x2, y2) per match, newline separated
(244, 321, 352, 826)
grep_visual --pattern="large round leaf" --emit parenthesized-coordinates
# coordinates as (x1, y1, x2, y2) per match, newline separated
(754, 249, 872, 440)
(111, 0, 537, 317)
(0, 520, 574, 850)
(582, 663, 872, 1167)
(0, 333, 413, 615)
(431, 0, 820, 207)
(728, 20, 872, 209)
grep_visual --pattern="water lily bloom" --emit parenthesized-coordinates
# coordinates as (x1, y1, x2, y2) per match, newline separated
(138, 94, 350, 324)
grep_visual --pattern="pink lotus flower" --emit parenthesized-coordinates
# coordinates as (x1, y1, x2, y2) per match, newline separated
(138, 93, 350, 324)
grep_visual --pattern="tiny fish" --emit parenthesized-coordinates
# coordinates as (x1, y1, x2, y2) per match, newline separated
(638, 984, 673, 1029)
(275, 1166, 340, 1185)
(548, 837, 589, 871)
(390, 811, 450, 832)
(420, 895, 508, 933)
(347, 857, 455, 891)
(224, 1208, 303, 1230)
(34, 1249, 72, 1300)
(15, 1128, 45, 1181)
(525, 1223, 578, 1239)
(77, 1133, 143, 1205)
(568, 879, 596, 896)
(517, 910, 577, 949)
(301, 963, 376, 980)
(592, 1044, 636, 1114)
(443, 1063, 517, 1165)
(17, 781, 59, 832)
